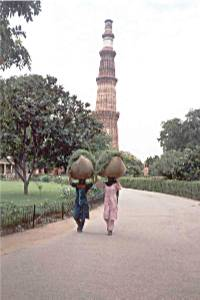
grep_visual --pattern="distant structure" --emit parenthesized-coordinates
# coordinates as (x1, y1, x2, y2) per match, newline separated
(0, 158, 15, 178)
(143, 165, 149, 177)
(95, 19, 119, 149)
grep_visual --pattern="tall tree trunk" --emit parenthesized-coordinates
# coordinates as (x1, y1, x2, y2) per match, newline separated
(24, 180, 29, 195)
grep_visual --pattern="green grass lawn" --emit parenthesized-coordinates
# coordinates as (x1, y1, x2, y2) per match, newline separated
(0, 180, 73, 206)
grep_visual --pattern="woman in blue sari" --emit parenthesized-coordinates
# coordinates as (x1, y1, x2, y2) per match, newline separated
(69, 177, 93, 232)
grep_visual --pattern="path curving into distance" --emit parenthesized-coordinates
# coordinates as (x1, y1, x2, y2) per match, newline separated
(1, 189, 200, 300)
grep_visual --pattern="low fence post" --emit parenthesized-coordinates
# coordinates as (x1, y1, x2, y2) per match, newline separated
(33, 204, 36, 228)
(61, 203, 64, 219)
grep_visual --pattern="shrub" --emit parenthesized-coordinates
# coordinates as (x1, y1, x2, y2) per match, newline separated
(122, 151, 143, 176)
(120, 177, 200, 200)
(39, 175, 51, 182)
(53, 175, 68, 185)
(179, 147, 200, 180)
(31, 175, 68, 184)
(0, 174, 7, 180)
(158, 150, 183, 179)
(149, 147, 200, 181)
(0, 188, 104, 235)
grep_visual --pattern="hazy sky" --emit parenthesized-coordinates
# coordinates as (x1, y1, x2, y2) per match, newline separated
(3, 0, 200, 161)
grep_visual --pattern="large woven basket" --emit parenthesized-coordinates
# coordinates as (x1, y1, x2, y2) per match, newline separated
(100, 156, 126, 178)
(69, 155, 94, 179)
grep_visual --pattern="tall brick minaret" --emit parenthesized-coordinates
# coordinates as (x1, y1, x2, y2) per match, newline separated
(95, 19, 119, 149)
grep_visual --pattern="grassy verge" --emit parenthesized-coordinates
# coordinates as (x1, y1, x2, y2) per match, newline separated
(120, 177, 200, 201)
(0, 180, 73, 206)
(0, 180, 103, 235)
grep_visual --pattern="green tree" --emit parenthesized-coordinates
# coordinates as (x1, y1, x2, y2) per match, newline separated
(158, 118, 184, 152)
(0, 74, 103, 194)
(158, 109, 200, 152)
(148, 158, 161, 177)
(183, 109, 200, 149)
(179, 146, 200, 180)
(145, 155, 160, 176)
(145, 155, 159, 167)
(122, 151, 143, 176)
(85, 132, 112, 159)
(43, 96, 104, 171)
(0, 0, 41, 70)
(158, 150, 183, 179)
(150, 147, 200, 180)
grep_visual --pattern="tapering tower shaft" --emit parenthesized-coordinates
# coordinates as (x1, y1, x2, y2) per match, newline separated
(95, 19, 119, 149)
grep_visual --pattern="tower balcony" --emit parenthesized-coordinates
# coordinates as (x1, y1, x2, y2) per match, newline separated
(99, 49, 116, 57)
(96, 76, 117, 84)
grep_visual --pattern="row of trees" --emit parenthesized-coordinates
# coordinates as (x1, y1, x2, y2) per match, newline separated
(145, 109, 200, 181)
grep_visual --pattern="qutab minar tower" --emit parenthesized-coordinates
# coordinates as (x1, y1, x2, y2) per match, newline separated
(95, 19, 119, 149)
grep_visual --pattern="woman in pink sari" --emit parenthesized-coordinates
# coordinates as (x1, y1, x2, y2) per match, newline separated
(96, 177, 122, 235)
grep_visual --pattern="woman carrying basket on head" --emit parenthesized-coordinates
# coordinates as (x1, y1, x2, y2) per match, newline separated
(96, 177, 122, 236)
(69, 176, 94, 232)
(68, 150, 96, 233)
(95, 150, 126, 236)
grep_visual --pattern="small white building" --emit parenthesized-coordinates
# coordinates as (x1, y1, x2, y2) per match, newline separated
(0, 158, 16, 178)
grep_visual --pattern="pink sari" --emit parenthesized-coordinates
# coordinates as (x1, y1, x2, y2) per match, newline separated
(103, 183, 121, 221)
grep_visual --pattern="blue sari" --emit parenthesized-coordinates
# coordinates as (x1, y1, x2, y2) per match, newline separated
(71, 183, 93, 221)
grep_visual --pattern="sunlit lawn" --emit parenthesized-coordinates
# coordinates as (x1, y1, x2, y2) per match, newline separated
(0, 180, 72, 206)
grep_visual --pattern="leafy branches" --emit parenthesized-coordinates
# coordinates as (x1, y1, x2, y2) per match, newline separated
(0, 0, 41, 70)
(158, 109, 200, 152)
(0, 74, 105, 194)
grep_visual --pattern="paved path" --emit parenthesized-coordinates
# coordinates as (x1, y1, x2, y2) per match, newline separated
(1, 189, 200, 300)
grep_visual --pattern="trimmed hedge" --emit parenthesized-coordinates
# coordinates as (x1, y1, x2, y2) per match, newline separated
(120, 177, 200, 200)
(31, 175, 69, 184)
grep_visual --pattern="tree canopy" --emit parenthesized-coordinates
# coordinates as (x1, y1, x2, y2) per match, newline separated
(145, 155, 159, 168)
(158, 109, 200, 152)
(85, 132, 112, 159)
(148, 147, 200, 180)
(0, 0, 41, 70)
(0, 74, 104, 194)
(122, 151, 143, 176)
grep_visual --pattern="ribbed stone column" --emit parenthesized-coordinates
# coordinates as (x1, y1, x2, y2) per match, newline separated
(95, 19, 119, 149)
